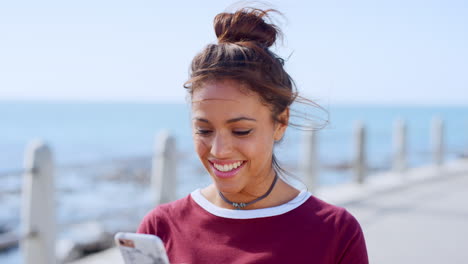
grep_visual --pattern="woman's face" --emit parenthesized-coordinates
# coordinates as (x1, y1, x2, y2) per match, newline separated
(191, 79, 287, 195)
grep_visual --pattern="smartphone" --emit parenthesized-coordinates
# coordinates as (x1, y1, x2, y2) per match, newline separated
(114, 232, 170, 264)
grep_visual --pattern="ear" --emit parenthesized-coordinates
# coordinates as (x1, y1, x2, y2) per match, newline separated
(273, 108, 289, 141)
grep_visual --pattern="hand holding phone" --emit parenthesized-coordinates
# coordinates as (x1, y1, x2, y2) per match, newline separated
(115, 232, 170, 264)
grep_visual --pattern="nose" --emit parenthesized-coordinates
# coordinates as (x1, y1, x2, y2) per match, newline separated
(210, 131, 233, 158)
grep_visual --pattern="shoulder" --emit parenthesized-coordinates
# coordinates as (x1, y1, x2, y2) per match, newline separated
(300, 195, 356, 223)
(298, 195, 364, 238)
(300, 195, 368, 263)
(315, 196, 362, 235)
(304, 196, 368, 263)
(137, 195, 192, 235)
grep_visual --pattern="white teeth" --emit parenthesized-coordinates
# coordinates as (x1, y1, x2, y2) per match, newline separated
(213, 161, 243, 172)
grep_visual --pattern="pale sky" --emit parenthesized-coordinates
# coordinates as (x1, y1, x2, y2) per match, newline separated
(0, 0, 467, 105)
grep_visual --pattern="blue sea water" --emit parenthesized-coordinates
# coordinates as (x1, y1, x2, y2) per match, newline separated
(0, 102, 193, 172)
(0, 101, 467, 263)
(1, 101, 467, 174)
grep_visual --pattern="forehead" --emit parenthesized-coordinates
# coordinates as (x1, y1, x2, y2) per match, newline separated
(192, 80, 257, 106)
(192, 79, 251, 102)
(191, 79, 270, 119)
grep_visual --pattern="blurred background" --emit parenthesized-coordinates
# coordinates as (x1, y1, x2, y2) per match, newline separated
(1, 0, 467, 263)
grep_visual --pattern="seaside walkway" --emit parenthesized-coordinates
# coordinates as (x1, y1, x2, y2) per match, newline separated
(71, 159, 468, 264)
(342, 162, 468, 264)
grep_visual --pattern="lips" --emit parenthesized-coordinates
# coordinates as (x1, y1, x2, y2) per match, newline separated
(209, 160, 246, 179)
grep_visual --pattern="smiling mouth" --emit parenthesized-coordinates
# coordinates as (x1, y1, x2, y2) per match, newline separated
(208, 160, 246, 178)
(212, 161, 244, 172)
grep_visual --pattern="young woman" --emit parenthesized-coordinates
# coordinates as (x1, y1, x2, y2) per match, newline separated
(138, 8, 368, 264)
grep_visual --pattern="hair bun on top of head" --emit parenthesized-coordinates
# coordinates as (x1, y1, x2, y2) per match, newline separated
(214, 8, 280, 48)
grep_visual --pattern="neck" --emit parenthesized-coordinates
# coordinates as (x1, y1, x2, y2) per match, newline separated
(218, 173, 278, 210)
(200, 178, 301, 210)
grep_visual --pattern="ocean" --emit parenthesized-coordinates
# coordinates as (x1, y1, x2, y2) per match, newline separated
(0, 101, 467, 263)
(1, 102, 467, 172)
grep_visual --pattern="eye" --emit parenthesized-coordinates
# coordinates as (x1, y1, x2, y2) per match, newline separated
(233, 129, 252, 136)
(195, 129, 213, 136)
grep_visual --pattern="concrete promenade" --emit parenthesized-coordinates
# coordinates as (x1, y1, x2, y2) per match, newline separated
(71, 159, 468, 264)
(333, 161, 468, 264)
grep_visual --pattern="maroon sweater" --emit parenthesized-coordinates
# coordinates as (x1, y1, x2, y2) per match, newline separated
(138, 190, 368, 264)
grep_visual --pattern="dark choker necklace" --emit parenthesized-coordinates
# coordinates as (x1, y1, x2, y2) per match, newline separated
(218, 174, 278, 210)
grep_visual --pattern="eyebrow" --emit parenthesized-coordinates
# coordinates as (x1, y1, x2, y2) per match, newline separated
(194, 117, 257, 124)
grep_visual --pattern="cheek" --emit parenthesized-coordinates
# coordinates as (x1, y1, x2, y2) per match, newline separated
(194, 137, 209, 158)
(239, 134, 274, 159)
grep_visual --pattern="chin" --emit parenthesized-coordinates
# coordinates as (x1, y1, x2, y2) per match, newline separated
(212, 178, 243, 194)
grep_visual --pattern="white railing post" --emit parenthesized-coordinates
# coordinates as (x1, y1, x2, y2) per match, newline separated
(431, 116, 444, 166)
(21, 140, 56, 264)
(151, 131, 177, 205)
(299, 129, 318, 192)
(393, 119, 407, 172)
(353, 121, 366, 184)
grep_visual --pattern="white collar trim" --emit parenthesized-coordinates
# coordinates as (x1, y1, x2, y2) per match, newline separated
(190, 189, 312, 219)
